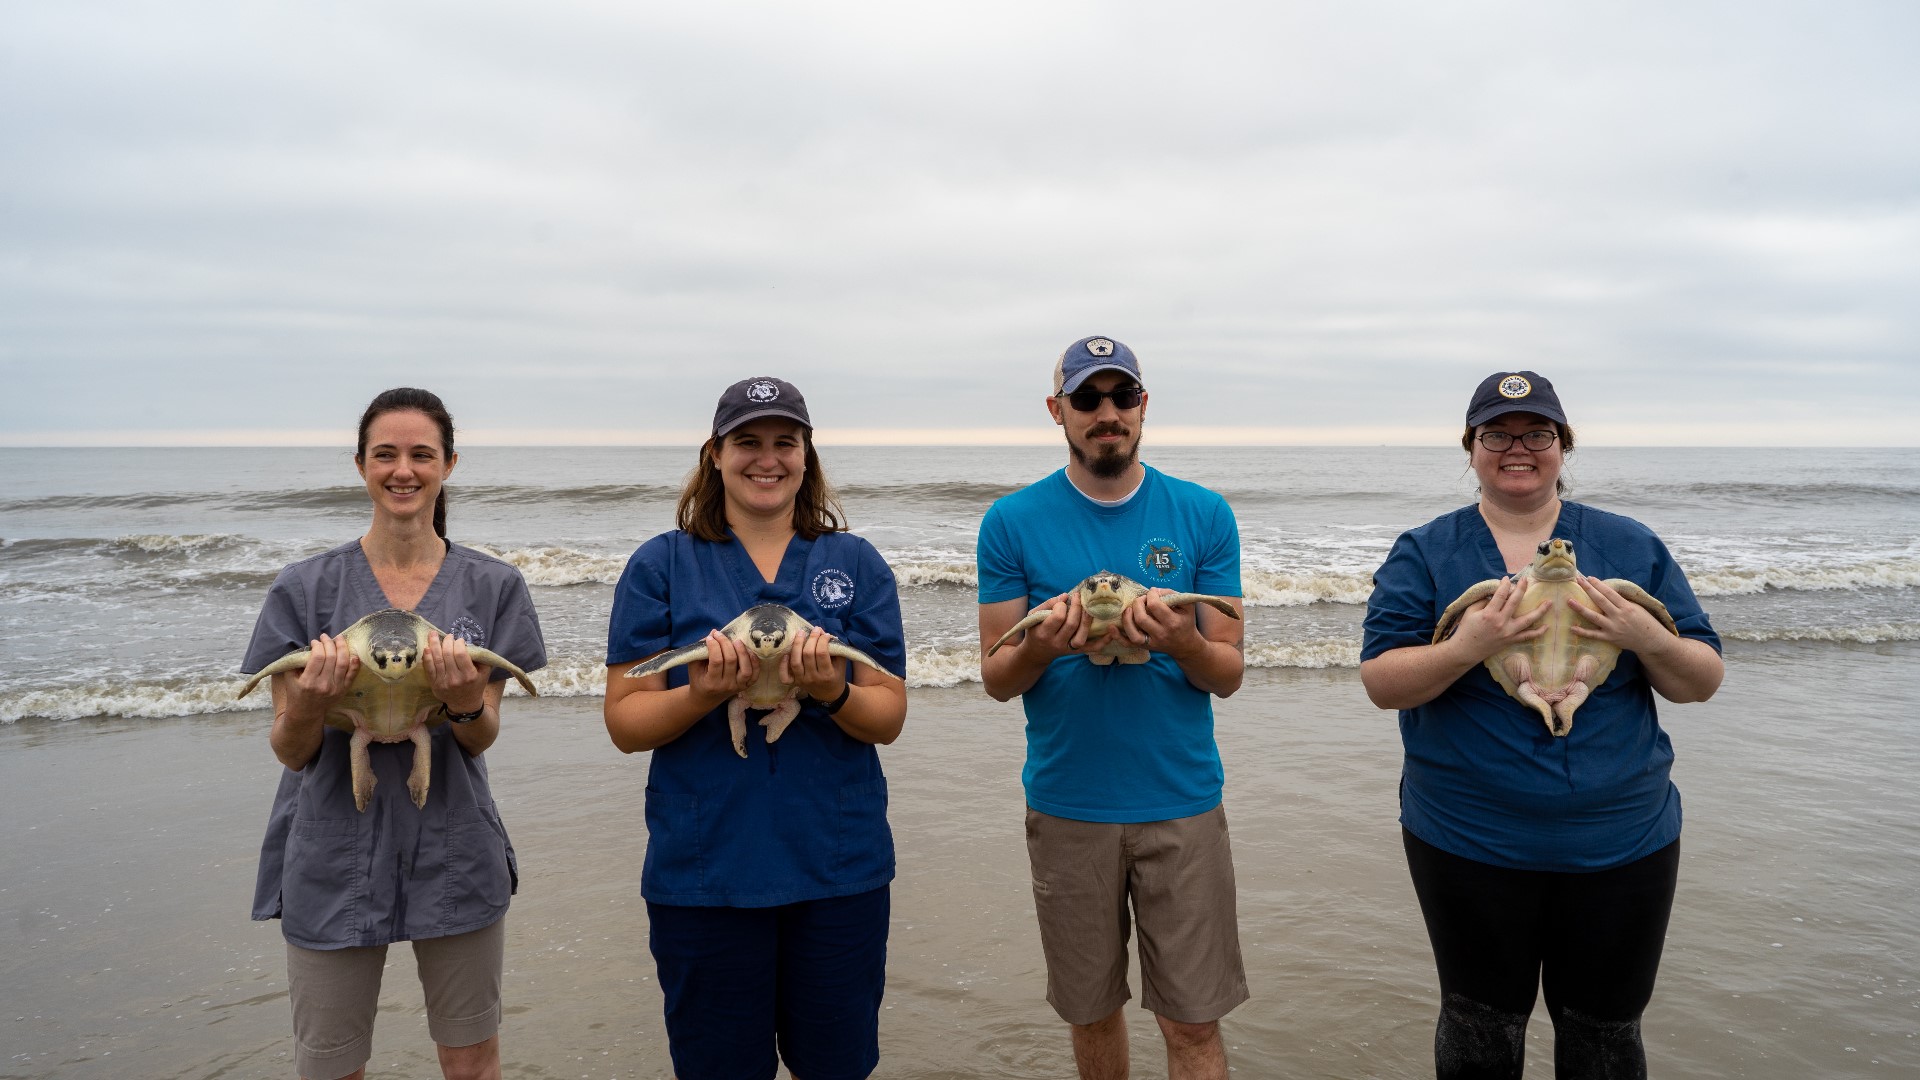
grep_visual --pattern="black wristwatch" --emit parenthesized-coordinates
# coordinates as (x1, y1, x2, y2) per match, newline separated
(445, 704, 485, 724)
(818, 682, 853, 715)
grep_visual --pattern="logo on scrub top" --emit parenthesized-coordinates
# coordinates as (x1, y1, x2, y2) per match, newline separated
(746, 380, 781, 403)
(445, 615, 487, 647)
(1139, 538, 1183, 579)
(1498, 375, 1533, 399)
(812, 568, 855, 610)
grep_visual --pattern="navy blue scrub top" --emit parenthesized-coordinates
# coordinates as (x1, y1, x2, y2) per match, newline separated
(1362, 502, 1721, 872)
(607, 529, 906, 907)
(242, 540, 548, 949)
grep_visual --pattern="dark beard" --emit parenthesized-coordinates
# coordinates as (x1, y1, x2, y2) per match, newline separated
(1070, 426, 1139, 479)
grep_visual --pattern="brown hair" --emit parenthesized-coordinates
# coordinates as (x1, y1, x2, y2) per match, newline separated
(675, 429, 847, 542)
(1461, 421, 1577, 496)
(357, 387, 455, 538)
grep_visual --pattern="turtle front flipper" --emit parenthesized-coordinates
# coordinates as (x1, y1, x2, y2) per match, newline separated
(466, 646, 540, 696)
(825, 641, 894, 676)
(1158, 593, 1243, 620)
(238, 649, 313, 699)
(1601, 579, 1680, 636)
(625, 642, 715, 680)
(987, 608, 1057, 656)
(1433, 579, 1504, 644)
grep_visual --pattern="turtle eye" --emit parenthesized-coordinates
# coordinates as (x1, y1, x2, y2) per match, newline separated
(1537, 541, 1552, 554)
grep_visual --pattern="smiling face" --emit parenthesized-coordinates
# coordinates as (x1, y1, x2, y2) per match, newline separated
(1471, 412, 1563, 510)
(1048, 369, 1148, 482)
(716, 417, 808, 525)
(356, 408, 455, 525)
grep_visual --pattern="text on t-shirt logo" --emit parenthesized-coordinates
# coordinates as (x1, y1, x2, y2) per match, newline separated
(811, 568, 855, 610)
(1139, 538, 1183, 579)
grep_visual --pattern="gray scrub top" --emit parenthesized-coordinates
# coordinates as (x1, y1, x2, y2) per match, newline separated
(241, 540, 547, 949)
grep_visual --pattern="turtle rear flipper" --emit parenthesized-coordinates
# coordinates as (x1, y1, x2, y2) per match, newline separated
(237, 649, 314, 699)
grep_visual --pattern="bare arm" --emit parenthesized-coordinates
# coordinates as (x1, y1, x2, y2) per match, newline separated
(603, 630, 759, 755)
(1359, 577, 1549, 710)
(781, 628, 908, 746)
(978, 591, 1094, 702)
(424, 631, 504, 756)
(1119, 591, 1246, 697)
(267, 632, 357, 770)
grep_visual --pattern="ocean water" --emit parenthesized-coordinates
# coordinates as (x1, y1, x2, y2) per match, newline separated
(2, 445, 1917, 1076)
(2, 445, 1915, 722)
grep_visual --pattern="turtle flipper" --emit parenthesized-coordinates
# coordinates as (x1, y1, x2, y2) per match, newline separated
(987, 608, 1057, 657)
(238, 649, 313, 699)
(1433, 579, 1504, 644)
(760, 696, 804, 744)
(1159, 593, 1243, 620)
(466, 645, 540, 696)
(349, 727, 376, 812)
(826, 641, 893, 676)
(1601, 579, 1679, 636)
(625, 642, 715, 680)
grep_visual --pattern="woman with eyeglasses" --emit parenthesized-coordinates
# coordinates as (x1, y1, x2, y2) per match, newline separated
(1358, 371, 1724, 1080)
(603, 377, 907, 1080)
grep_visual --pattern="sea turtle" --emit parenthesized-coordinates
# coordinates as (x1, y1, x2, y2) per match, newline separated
(623, 604, 893, 758)
(1434, 538, 1678, 737)
(238, 608, 539, 811)
(986, 570, 1242, 664)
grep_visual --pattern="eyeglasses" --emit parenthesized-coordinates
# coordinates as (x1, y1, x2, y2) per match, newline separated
(1059, 386, 1144, 412)
(1475, 430, 1559, 452)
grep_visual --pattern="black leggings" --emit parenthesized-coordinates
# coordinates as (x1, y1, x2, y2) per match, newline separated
(1403, 829, 1680, 1080)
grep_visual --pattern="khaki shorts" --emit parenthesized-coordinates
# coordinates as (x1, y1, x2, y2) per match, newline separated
(284, 917, 506, 1080)
(1025, 804, 1249, 1026)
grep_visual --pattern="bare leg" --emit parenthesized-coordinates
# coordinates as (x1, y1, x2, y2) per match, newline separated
(1157, 1014, 1228, 1080)
(435, 1034, 501, 1080)
(406, 725, 433, 808)
(1071, 1006, 1130, 1080)
(727, 698, 749, 758)
(349, 727, 376, 811)
(759, 697, 804, 744)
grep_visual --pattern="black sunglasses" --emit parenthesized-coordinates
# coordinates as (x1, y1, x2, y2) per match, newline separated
(1059, 386, 1144, 412)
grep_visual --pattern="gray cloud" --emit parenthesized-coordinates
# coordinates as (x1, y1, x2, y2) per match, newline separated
(2, 0, 1915, 444)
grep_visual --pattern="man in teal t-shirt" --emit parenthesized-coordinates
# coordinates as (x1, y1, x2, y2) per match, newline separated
(977, 335, 1249, 1080)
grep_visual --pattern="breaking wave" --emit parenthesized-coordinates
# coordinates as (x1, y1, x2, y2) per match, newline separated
(1725, 623, 1920, 645)
(1689, 558, 1920, 596)
(467, 545, 627, 587)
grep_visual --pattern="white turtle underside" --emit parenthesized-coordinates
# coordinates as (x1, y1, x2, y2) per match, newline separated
(624, 603, 892, 758)
(238, 608, 538, 811)
(987, 570, 1241, 664)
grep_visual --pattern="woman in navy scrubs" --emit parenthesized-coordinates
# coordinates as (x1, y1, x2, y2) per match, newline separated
(243, 387, 547, 1080)
(603, 376, 908, 1080)
(1360, 371, 1723, 1080)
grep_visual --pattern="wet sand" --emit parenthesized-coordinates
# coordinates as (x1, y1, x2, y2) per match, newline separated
(3, 649, 1916, 1078)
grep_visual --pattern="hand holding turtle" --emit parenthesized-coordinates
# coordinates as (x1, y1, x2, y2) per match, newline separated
(1022, 589, 1098, 660)
(1568, 576, 1678, 657)
(1119, 588, 1206, 660)
(1446, 576, 1551, 664)
(285, 633, 359, 720)
(782, 626, 847, 703)
(686, 628, 761, 702)
(423, 631, 489, 717)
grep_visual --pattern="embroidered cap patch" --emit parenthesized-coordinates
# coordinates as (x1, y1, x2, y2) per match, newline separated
(746, 380, 780, 403)
(1498, 375, 1533, 399)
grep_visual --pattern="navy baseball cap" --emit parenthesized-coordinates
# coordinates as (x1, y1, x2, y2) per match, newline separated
(712, 376, 811, 438)
(1466, 371, 1567, 427)
(1052, 335, 1144, 395)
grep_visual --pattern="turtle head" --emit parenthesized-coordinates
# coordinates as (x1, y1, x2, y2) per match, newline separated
(363, 610, 425, 681)
(1531, 538, 1580, 580)
(743, 606, 795, 659)
(1079, 571, 1132, 621)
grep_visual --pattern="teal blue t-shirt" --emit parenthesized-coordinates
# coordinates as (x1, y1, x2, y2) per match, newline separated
(976, 466, 1241, 823)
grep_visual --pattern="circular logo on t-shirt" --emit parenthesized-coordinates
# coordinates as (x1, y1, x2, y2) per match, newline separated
(1498, 375, 1533, 399)
(446, 614, 487, 647)
(1139, 538, 1182, 579)
(811, 568, 855, 610)
(746, 380, 781, 403)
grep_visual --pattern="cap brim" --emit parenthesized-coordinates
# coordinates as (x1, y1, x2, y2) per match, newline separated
(1466, 401, 1567, 427)
(1058, 364, 1142, 395)
(714, 406, 812, 439)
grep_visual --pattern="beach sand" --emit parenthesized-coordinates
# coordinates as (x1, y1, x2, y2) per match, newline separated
(4, 649, 1916, 1078)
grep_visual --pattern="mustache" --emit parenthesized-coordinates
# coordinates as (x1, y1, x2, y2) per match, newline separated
(1087, 423, 1130, 438)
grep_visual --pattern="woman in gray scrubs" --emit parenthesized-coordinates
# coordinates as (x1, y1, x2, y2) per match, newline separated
(241, 387, 547, 1080)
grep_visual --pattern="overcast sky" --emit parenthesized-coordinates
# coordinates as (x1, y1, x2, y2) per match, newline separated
(2, 1, 1915, 446)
